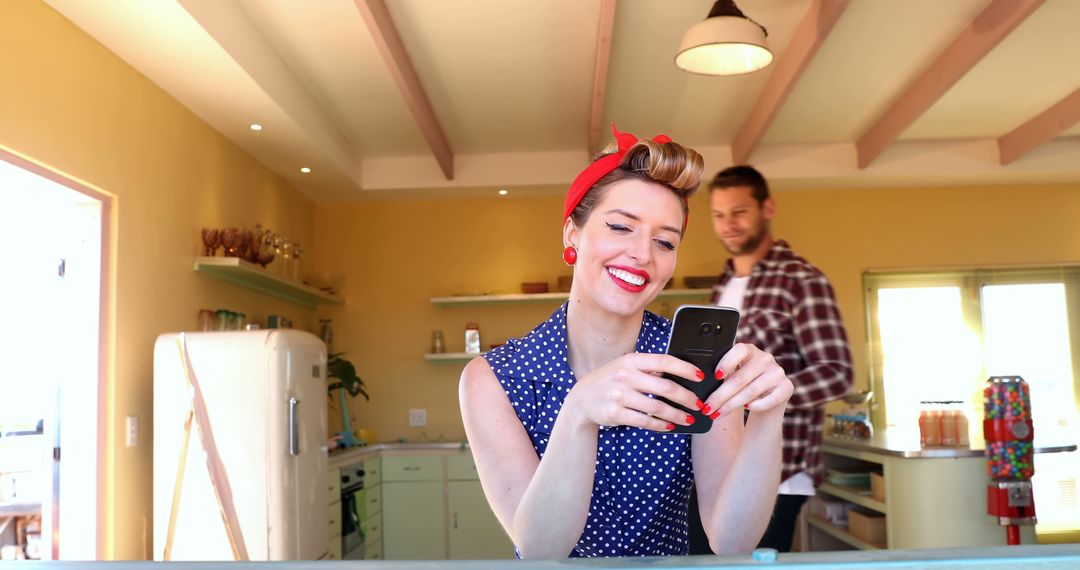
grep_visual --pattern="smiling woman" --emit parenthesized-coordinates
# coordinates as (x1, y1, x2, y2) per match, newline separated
(458, 126, 795, 559)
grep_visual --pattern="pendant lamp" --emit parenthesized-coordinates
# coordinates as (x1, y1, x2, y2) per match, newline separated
(675, 0, 774, 76)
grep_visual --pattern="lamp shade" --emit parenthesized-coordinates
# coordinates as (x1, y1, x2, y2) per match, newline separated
(675, 15, 773, 76)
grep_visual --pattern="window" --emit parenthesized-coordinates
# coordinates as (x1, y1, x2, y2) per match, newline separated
(866, 266, 1080, 536)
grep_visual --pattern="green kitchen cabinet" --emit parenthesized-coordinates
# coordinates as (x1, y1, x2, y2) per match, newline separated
(381, 481, 445, 559)
(447, 480, 514, 559)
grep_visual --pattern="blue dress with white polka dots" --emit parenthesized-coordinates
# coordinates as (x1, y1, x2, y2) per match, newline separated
(484, 303, 694, 557)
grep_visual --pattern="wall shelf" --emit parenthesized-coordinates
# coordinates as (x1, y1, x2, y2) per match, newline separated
(424, 352, 485, 363)
(818, 483, 886, 514)
(194, 256, 344, 309)
(806, 515, 883, 551)
(430, 288, 712, 306)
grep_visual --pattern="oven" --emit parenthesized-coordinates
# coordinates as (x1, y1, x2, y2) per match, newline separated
(339, 462, 365, 558)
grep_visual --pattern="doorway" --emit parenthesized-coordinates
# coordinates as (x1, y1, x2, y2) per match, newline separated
(0, 149, 108, 560)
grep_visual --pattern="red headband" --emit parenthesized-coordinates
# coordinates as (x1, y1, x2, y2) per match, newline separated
(563, 124, 684, 227)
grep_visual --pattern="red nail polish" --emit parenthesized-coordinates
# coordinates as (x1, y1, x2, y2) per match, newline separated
(709, 410, 721, 420)
(701, 403, 712, 415)
(695, 370, 705, 380)
(694, 399, 704, 410)
(715, 369, 725, 380)
(743, 403, 750, 409)
(666, 423, 675, 431)
(685, 414, 695, 425)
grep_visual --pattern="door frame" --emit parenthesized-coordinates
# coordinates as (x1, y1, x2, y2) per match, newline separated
(0, 144, 111, 560)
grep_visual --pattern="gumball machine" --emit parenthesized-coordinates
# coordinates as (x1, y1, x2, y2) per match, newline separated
(983, 376, 1036, 545)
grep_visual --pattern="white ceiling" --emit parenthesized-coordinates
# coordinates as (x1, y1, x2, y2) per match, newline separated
(44, 0, 1080, 201)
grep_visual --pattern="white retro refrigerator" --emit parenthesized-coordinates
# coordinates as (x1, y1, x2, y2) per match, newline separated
(153, 330, 329, 561)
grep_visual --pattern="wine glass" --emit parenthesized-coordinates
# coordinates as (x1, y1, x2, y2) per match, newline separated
(201, 228, 221, 256)
(220, 227, 241, 257)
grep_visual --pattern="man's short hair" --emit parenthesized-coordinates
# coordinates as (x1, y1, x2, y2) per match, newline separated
(709, 165, 770, 205)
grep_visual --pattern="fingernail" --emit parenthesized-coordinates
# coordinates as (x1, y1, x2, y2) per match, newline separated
(701, 403, 712, 415)
(695, 370, 705, 380)
(694, 399, 705, 410)
(743, 403, 750, 409)
(685, 414, 695, 425)
(666, 423, 675, 431)
(715, 369, 725, 380)
(709, 410, 721, 420)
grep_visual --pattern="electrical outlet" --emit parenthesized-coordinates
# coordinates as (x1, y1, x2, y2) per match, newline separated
(125, 416, 138, 447)
(409, 408, 427, 427)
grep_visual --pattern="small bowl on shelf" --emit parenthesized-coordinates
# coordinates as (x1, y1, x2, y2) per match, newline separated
(521, 282, 549, 294)
(683, 275, 716, 289)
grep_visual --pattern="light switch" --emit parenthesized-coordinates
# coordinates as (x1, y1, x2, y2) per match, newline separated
(408, 409, 427, 427)
(125, 416, 138, 447)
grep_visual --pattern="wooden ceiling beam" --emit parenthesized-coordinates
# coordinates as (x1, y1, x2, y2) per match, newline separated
(998, 87, 1080, 165)
(588, 0, 618, 154)
(855, 0, 1045, 168)
(731, 0, 850, 165)
(355, 0, 454, 180)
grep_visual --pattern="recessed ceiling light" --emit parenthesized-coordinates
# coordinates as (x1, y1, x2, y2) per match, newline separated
(498, 189, 509, 196)
(249, 123, 263, 131)
(300, 167, 311, 174)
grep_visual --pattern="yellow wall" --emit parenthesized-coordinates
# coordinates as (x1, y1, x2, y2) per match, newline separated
(1, 2, 316, 559)
(314, 183, 1080, 442)
(7, 0, 1080, 559)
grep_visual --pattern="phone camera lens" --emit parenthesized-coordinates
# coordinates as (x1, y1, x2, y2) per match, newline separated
(699, 323, 713, 336)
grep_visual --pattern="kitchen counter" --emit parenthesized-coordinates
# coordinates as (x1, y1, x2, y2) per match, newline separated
(824, 428, 1076, 458)
(328, 442, 469, 469)
(10, 544, 1080, 568)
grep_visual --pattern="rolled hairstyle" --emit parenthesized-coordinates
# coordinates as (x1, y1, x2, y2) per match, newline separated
(569, 139, 704, 231)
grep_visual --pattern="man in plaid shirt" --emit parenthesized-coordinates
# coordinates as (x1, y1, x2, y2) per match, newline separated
(688, 165, 853, 554)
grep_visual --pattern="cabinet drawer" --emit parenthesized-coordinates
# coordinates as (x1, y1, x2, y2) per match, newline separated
(328, 500, 342, 538)
(363, 511, 383, 546)
(365, 540, 383, 560)
(364, 457, 381, 487)
(327, 470, 341, 504)
(447, 453, 480, 480)
(382, 455, 443, 482)
(363, 483, 382, 517)
(327, 537, 342, 560)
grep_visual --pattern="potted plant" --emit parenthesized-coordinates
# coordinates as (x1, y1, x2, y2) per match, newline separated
(327, 352, 368, 448)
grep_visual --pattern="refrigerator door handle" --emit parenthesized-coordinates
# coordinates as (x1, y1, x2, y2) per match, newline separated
(289, 397, 300, 456)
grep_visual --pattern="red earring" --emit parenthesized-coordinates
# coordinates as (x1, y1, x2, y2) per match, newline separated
(562, 246, 577, 266)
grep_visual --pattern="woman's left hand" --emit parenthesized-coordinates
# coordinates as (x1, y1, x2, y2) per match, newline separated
(701, 343, 793, 419)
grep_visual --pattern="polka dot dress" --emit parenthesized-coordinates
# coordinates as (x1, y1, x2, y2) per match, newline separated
(485, 303, 694, 557)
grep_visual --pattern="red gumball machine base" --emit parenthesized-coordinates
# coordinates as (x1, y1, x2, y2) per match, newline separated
(982, 376, 1037, 546)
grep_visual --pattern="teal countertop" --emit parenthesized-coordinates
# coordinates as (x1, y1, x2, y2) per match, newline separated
(824, 428, 1076, 459)
(328, 441, 469, 469)
(7, 544, 1080, 568)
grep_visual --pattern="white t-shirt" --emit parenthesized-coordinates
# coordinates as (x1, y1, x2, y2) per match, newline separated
(715, 275, 814, 496)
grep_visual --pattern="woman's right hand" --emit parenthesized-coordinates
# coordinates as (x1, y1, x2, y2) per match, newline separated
(563, 353, 705, 431)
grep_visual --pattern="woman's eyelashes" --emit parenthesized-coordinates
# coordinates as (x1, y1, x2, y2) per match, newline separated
(605, 222, 677, 252)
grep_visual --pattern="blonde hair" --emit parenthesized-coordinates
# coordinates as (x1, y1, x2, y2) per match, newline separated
(569, 139, 704, 231)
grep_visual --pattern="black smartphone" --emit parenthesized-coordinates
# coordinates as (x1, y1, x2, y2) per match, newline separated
(656, 304, 739, 434)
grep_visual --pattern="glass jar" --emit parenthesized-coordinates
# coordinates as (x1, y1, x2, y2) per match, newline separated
(230, 312, 246, 331)
(431, 330, 445, 354)
(464, 323, 481, 354)
(941, 401, 958, 446)
(290, 243, 302, 281)
(280, 240, 293, 277)
(197, 309, 215, 332)
(320, 319, 334, 351)
(214, 309, 231, 332)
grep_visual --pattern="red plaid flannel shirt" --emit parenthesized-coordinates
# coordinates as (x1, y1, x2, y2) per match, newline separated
(709, 240, 853, 486)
